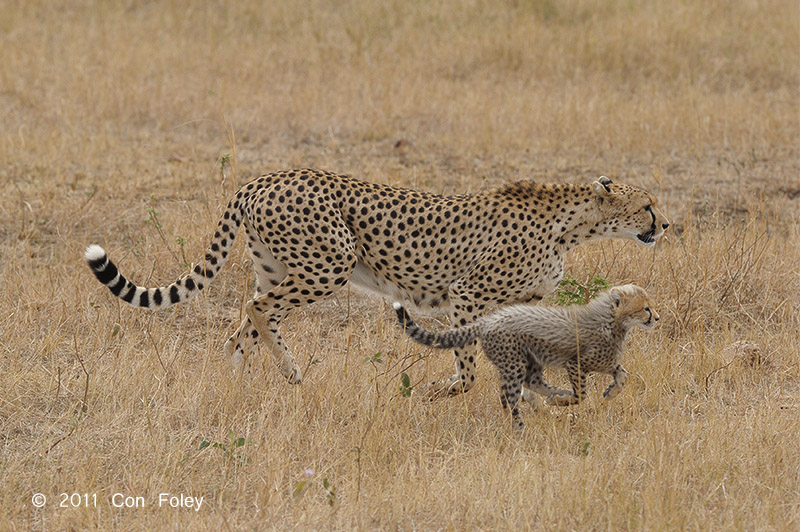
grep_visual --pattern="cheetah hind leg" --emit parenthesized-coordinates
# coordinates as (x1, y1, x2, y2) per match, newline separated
(523, 371, 572, 404)
(244, 269, 352, 385)
(545, 361, 587, 406)
(226, 275, 305, 385)
(223, 311, 301, 384)
(245, 305, 301, 384)
(497, 367, 526, 431)
(224, 316, 260, 376)
(223, 277, 284, 378)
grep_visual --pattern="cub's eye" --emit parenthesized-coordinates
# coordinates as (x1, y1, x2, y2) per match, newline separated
(644, 307, 651, 313)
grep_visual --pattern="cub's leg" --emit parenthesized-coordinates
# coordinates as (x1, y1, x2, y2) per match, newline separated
(602, 364, 628, 400)
(492, 347, 527, 430)
(546, 359, 588, 407)
(524, 355, 572, 398)
(428, 253, 553, 400)
(526, 373, 573, 399)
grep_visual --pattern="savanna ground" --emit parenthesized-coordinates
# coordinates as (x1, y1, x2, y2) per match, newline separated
(1, 1, 799, 530)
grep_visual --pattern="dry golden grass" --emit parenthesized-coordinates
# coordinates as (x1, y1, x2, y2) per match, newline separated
(1, 0, 799, 529)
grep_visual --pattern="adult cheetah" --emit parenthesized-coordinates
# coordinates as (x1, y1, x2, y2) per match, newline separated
(85, 169, 669, 397)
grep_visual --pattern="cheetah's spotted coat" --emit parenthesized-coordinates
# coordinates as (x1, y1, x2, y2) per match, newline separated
(85, 169, 669, 396)
(394, 284, 659, 428)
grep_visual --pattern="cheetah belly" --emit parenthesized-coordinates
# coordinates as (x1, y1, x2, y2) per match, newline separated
(349, 263, 448, 317)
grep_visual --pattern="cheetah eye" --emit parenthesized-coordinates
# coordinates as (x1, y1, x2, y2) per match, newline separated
(644, 307, 650, 313)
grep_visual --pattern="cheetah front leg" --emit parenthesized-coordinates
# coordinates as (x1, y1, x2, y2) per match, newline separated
(419, 296, 485, 399)
(602, 364, 628, 400)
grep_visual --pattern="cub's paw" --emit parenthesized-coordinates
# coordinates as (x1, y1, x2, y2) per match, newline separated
(603, 385, 620, 400)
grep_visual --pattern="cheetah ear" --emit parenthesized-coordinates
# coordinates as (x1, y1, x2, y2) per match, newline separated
(609, 287, 622, 307)
(591, 176, 614, 197)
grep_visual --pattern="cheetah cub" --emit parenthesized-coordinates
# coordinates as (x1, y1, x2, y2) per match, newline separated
(393, 284, 658, 429)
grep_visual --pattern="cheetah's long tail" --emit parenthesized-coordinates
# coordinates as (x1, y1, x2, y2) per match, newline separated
(392, 302, 480, 349)
(85, 196, 242, 309)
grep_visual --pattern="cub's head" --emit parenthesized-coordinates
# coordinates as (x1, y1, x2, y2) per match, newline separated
(609, 284, 659, 331)
(592, 176, 670, 247)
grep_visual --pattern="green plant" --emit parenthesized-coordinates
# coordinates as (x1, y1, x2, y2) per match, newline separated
(143, 198, 184, 266)
(175, 236, 189, 268)
(399, 372, 412, 397)
(199, 430, 250, 467)
(364, 352, 384, 365)
(219, 152, 231, 171)
(322, 478, 336, 507)
(553, 274, 610, 306)
(293, 469, 336, 507)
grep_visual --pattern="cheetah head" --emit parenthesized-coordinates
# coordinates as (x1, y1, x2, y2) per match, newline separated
(592, 177, 670, 247)
(610, 284, 659, 331)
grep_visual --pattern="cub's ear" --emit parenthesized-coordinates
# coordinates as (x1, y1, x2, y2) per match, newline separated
(591, 176, 614, 198)
(609, 286, 623, 307)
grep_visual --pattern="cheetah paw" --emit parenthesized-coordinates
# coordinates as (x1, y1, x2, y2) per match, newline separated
(417, 375, 462, 401)
(282, 362, 302, 385)
(546, 393, 577, 407)
(602, 385, 619, 400)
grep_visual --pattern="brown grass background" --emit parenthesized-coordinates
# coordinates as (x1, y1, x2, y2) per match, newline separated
(1, 0, 799, 529)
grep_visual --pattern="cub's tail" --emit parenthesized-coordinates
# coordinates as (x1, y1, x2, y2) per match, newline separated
(392, 302, 480, 349)
(85, 196, 242, 309)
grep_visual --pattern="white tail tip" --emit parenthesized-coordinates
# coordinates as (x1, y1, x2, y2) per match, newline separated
(85, 244, 107, 261)
(392, 301, 402, 310)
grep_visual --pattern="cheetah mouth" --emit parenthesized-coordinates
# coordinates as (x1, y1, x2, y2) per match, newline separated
(636, 231, 656, 246)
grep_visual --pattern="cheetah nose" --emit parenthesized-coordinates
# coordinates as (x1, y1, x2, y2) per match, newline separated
(662, 221, 670, 230)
